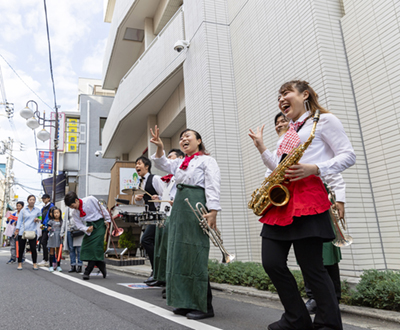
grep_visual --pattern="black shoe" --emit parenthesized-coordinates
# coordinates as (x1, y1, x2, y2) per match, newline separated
(76, 266, 82, 273)
(68, 266, 76, 273)
(186, 309, 214, 320)
(146, 280, 165, 287)
(144, 275, 155, 284)
(162, 288, 166, 299)
(82, 274, 90, 280)
(305, 298, 317, 315)
(172, 308, 194, 316)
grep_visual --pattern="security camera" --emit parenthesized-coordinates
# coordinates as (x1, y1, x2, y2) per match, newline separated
(95, 150, 102, 157)
(174, 40, 190, 52)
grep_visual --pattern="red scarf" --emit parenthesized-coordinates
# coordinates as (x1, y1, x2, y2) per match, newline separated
(161, 174, 174, 183)
(180, 152, 201, 170)
(78, 199, 86, 217)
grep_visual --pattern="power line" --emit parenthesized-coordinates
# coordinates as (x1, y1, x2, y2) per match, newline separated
(5, 150, 37, 170)
(43, 0, 58, 111)
(0, 53, 53, 111)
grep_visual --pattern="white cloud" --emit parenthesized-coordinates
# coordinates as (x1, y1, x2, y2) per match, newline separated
(82, 38, 107, 76)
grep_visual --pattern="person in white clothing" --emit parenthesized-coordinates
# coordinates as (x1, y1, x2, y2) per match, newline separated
(249, 80, 355, 330)
(150, 127, 220, 320)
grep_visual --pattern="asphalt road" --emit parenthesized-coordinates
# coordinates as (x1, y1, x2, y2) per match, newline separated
(0, 248, 396, 330)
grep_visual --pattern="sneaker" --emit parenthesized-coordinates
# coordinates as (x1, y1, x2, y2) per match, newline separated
(6, 258, 15, 264)
(56, 266, 62, 272)
(49, 267, 54, 272)
(38, 260, 48, 267)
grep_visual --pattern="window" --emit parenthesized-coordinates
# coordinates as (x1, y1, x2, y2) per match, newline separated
(100, 117, 107, 145)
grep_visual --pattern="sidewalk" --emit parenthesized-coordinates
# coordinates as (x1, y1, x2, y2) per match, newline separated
(107, 263, 400, 325)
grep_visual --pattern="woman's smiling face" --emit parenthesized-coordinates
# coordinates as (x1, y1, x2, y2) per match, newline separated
(278, 86, 309, 122)
(179, 130, 201, 156)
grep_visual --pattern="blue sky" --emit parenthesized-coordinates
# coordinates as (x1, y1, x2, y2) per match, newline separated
(0, 0, 111, 202)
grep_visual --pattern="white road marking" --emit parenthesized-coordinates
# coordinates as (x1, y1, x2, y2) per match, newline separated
(28, 259, 222, 330)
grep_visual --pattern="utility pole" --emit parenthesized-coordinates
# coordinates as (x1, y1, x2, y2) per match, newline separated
(0, 138, 14, 246)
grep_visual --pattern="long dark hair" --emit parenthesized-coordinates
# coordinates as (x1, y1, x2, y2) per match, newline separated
(49, 206, 63, 226)
(179, 129, 209, 155)
(278, 80, 329, 115)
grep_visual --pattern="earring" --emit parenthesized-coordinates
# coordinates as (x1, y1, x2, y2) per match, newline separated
(304, 99, 311, 112)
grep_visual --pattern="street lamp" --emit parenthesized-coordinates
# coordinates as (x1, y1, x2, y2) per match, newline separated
(20, 100, 60, 204)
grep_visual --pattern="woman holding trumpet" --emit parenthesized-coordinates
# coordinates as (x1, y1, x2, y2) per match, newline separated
(249, 80, 355, 330)
(150, 126, 220, 320)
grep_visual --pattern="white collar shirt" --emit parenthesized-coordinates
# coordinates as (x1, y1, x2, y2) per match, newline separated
(70, 196, 111, 235)
(151, 152, 221, 211)
(261, 111, 353, 202)
(135, 172, 164, 207)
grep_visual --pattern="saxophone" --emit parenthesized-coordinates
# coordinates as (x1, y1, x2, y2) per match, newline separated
(248, 110, 321, 216)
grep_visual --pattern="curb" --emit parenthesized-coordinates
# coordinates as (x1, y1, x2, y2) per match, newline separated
(107, 265, 400, 325)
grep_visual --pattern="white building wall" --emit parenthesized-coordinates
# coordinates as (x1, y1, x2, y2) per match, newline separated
(183, 0, 252, 261)
(341, 0, 400, 270)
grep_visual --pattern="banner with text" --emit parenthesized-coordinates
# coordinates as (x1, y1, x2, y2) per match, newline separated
(38, 150, 54, 173)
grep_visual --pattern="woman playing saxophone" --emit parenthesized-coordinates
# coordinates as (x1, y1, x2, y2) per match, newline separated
(249, 80, 355, 330)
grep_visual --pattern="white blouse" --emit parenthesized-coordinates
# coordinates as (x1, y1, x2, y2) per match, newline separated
(261, 111, 354, 202)
(151, 152, 221, 211)
(71, 196, 111, 235)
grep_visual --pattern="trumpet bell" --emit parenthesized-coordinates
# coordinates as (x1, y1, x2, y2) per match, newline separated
(112, 228, 124, 237)
(333, 235, 353, 247)
(223, 254, 236, 264)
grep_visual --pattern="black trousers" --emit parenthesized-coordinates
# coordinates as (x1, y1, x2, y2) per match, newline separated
(305, 263, 341, 301)
(262, 237, 342, 330)
(141, 225, 156, 269)
(18, 236, 37, 263)
(84, 260, 106, 275)
(41, 230, 49, 261)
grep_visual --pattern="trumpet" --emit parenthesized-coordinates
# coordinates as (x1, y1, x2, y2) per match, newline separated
(327, 187, 353, 247)
(184, 198, 236, 264)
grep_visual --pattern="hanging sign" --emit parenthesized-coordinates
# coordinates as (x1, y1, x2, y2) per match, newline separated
(49, 112, 66, 152)
(38, 150, 54, 173)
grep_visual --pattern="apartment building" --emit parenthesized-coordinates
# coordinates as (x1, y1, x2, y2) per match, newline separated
(100, 0, 400, 276)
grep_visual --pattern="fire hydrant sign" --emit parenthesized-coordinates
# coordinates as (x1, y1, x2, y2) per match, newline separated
(38, 151, 54, 173)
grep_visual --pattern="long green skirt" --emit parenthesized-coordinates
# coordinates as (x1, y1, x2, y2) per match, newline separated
(323, 242, 341, 266)
(166, 184, 210, 313)
(153, 216, 170, 282)
(80, 219, 106, 261)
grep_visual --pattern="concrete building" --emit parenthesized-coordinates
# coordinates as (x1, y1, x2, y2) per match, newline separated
(60, 78, 115, 202)
(100, 0, 400, 277)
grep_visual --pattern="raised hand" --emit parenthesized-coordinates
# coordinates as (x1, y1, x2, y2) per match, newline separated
(248, 125, 267, 154)
(150, 125, 163, 148)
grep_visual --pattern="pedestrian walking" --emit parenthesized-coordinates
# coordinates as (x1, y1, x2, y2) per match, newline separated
(61, 207, 83, 273)
(14, 195, 41, 270)
(5, 201, 24, 264)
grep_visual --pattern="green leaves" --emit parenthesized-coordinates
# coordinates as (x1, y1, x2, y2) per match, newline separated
(352, 269, 400, 311)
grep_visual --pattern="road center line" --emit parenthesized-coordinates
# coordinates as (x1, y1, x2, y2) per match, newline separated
(29, 260, 221, 330)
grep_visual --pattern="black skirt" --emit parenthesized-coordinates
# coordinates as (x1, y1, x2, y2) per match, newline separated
(260, 210, 334, 242)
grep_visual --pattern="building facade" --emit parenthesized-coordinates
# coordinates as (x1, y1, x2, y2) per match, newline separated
(60, 78, 115, 203)
(100, 0, 400, 276)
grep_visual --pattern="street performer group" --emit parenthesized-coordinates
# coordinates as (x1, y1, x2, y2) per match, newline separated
(58, 79, 355, 329)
